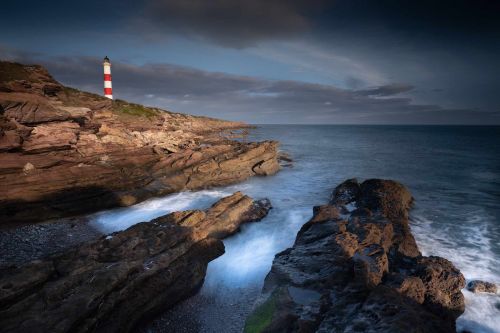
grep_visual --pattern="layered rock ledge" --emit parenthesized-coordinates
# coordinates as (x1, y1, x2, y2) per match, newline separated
(246, 179, 465, 333)
(0, 192, 271, 333)
(0, 61, 279, 225)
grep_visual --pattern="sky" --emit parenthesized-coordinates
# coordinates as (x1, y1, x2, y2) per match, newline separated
(1, 0, 499, 124)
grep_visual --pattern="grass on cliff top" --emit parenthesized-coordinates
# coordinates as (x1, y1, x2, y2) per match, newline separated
(62, 86, 105, 100)
(60, 86, 109, 107)
(0, 61, 35, 83)
(112, 99, 160, 119)
(244, 293, 277, 333)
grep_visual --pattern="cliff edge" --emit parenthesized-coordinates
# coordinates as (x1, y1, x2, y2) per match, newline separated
(0, 61, 280, 225)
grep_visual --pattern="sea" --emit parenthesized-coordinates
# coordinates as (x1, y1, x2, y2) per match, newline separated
(88, 125, 500, 333)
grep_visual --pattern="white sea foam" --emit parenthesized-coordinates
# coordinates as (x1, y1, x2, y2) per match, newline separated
(89, 189, 233, 234)
(88, 179, 313, 290)
(410, 211, 500, 333)
(89, 185, 499, 333)
(203, 207, 311, 289)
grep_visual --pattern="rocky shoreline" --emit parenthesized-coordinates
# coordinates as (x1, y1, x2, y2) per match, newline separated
(0, 61, 482, 333)
(0, 192, 272, 333)
(246, 179, 466, 333)
(0, 61, 280, 226)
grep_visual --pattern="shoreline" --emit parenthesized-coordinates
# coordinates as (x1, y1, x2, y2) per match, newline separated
(0, 61, 280, 226)
(1, 175, 496, 332)
(0, 192, 273, 332)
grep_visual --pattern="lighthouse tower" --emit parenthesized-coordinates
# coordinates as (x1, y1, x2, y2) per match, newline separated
(103, 56, 113, 99)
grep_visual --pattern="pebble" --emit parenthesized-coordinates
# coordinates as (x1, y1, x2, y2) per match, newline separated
(0, 217, 102, 268)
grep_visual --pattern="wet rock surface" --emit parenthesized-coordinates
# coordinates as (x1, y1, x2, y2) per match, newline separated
(0, 61, 280, 226)
(466, 280, 498, 294)
(246, 179, 466, 333)
(0, 192, 271, 333)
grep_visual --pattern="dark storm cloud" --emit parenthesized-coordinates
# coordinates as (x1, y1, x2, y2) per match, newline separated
(142, 0, 325, 47)
(141, 0, 500, 47)
(3, 1, 499, 45)
(3, 48, 496, 124)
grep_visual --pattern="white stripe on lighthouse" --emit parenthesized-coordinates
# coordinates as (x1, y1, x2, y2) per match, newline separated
(104, 81, 112, 88)
(103, 66, 111, 74)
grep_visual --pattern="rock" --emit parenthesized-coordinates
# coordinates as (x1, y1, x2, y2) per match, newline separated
(389, 275, 426, 304)
(21, 121, 79, 153)
(246, 179, 465, 333)
(253, 158, 280, 176)
(277, 152, 293, 164)
(416, 256, 466, 319)
(0, 130, 22, 152)
(466, 280, 498, 294)
(0, 61, 280, 226)
(0, 93, 72, 124)
(22, 162, 35, 173)
(330, 177, 360, 205)
(42, 84, 62, 96)
(0, 192, 272, 333)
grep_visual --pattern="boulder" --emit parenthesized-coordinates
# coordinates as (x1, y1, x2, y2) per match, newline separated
(466, 280, 498, 294)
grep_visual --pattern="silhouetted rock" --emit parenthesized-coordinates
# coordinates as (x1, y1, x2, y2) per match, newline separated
(246, 179, 465, 333)
(0, 192, 271, 333)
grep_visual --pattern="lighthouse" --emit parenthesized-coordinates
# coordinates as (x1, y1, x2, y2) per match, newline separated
(103, 56, 113, 99)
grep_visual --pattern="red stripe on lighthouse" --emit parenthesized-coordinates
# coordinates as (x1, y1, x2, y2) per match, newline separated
(104, 88, 113, 95)
(104, 74, 112, 81)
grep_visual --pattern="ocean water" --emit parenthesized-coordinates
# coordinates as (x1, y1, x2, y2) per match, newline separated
(89, 125, 500, 333)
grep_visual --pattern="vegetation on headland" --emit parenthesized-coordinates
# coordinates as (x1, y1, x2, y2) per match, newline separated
(0, 61, 38, 82)
(112, 99, 160, 119)
(244, 292, 277, 333)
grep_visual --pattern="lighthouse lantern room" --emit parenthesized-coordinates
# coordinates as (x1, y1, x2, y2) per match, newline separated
(103, 56, 113, 99)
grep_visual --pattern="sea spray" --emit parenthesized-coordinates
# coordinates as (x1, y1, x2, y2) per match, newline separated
(411, 213, 500, 333)
(93, 125, 499, 333)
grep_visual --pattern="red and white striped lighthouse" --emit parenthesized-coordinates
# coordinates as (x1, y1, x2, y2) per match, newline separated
(103, 56, 113, 99)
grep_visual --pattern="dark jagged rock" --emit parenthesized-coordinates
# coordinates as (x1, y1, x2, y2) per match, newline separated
(0, 192, 271, 333)
(466, 280, 498, 294)
(246, 179, 465, 333)
(0, 61, 280, 226)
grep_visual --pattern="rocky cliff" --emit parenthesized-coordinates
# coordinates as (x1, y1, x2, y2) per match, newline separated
(0, 192, 272, 333)
(245, 179, 465, 333)
(0, 61, 280, 225)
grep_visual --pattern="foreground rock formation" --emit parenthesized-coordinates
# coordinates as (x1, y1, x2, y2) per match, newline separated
(246, 179, 465, 333)
(0, 192, 271, 333)
(0, 61, 279, 225)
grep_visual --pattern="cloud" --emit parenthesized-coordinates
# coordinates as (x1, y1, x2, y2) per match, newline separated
(355, 84, 414, 97)
(248, 41, 388, 88)
(1, 48, 498, 124)
(137, 0, 500, 48)
(141, 0, 326, 47)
